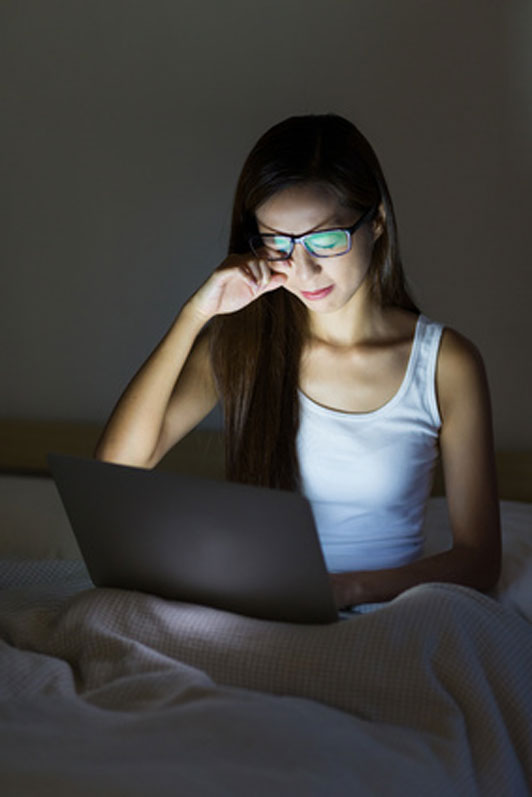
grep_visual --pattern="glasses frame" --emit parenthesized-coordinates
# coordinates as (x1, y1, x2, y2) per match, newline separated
(249, 205, 377, 262)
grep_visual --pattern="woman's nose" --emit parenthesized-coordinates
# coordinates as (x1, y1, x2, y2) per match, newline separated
(289, 244, 322, 280)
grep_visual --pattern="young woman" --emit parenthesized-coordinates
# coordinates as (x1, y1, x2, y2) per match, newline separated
(95, 114, 501, 610)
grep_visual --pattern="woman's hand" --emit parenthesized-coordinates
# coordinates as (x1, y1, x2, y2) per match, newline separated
(329, 572, 364, 609)
(186, 253, 287, 322)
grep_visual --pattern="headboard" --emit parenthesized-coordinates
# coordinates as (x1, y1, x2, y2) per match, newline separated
(1, 419, 531, 503)
(0, 420, 225, 480)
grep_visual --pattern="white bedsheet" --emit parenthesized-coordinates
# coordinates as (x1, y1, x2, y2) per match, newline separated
(1, 477, 532, 794)
(1, 560, 531, 796)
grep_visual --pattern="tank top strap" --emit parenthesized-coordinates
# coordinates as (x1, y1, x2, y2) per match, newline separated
(407, 314, 444, 429)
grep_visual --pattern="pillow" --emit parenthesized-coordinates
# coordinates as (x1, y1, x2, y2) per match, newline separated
(0, 475, 81, 559)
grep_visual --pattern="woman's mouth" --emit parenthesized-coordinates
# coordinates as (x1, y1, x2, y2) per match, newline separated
(301, 285, 334, 301)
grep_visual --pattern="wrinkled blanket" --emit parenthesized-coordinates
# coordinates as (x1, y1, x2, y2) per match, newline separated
(0, 561, 531, 796)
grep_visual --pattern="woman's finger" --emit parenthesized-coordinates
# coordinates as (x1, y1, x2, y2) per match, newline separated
(262, 272, 287, 292)
(246, 259, 262, 284)
(257, 259, 272, 287)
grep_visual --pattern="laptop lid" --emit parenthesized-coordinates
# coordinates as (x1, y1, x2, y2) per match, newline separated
(47, 453, 338, 624)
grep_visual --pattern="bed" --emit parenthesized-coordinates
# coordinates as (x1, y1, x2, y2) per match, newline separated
(1, 421, 531, 796)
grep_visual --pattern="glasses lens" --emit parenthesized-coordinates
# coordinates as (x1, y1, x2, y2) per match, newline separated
(251, 235, 292, 261)
(305, 230, 349, 257)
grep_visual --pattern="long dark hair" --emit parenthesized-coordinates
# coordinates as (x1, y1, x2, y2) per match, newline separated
(210, 114, 418, 490)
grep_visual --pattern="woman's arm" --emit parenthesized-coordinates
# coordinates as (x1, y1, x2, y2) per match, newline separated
(94, 304, 217, 469)
(95, 254, 286, 469)
(330, 328, 502, 608)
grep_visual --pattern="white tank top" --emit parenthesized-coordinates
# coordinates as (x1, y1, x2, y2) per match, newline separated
(296, 314, 444, 574)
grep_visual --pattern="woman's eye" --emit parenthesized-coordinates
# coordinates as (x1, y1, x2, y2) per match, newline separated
(271, 237, 291, 254)
(310, 232, 344, 248)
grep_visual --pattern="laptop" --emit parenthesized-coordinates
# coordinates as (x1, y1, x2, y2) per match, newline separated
(47, 453, 340, 624)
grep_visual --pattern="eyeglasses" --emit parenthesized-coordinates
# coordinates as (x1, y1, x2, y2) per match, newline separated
(249, 205, 377, 262)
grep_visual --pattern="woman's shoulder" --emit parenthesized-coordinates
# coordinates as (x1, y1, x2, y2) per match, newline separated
(434, 324, 490, 421)
(437, 324, 485, 370)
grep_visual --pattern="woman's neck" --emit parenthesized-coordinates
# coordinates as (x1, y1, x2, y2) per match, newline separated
(307, 292, 384, 349)
(306, 298, 419, 352)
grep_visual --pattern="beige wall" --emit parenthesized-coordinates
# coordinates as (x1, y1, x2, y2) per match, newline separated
(2, 0, 531, 448)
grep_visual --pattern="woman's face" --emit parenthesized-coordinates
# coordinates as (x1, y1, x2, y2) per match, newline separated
(254, 183, 377, 314)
